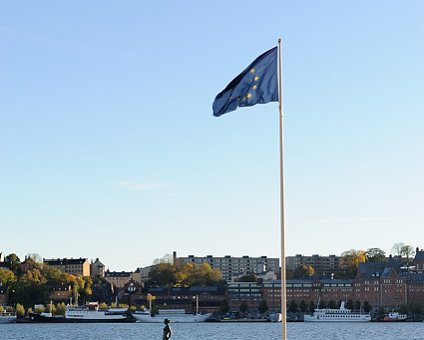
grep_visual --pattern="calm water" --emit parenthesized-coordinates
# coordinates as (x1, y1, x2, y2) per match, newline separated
(1, 322, 424, 340)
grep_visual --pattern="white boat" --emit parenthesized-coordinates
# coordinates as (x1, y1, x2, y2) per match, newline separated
(304, 302, 371, 322)
(267, 312, 282, 322)
(383, 312, 407, 322)
(65, 303, 132, 322)
(132, 308, 211, 323)
(0, 312, 16, 324)
(30, 302, 135, 323)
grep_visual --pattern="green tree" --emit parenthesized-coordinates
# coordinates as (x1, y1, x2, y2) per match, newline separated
(294, 265, 315, 278)
(21, 256, 42, 272)
(346, 299, 354, 310)
(12, 268, 47, 308)
(80, 276, 93, 301)
(308, 301, 316, 312)
(258, 300, 268, 315)
(366, 248, 386, 262)
(15, 303, 25, 318)
(26, 253, 43, 264)
(148, 263, 177, 287)
(0, 268, 17, 286)
(43, 267, 68, 284)
(391, 243, 405, 256)
(377, 306, 385, 320)
(240, 301, 249, 315)
(173, 262, 224, 287)
(5, 253, 20, 272)
(288, 300, 298, 314)
(219, 299, 229, 314)
(180, 263, 223, 286)
(66, 274, 93, 304)
(34, 305, 45, 314)
(399, 304, 409, 315)
(236, 272, 257, 282)
(410, 303, 423, 318)
(318, 300, 326, 309)
(400, 245, 415, 265)
(45, 303, 57, 315)
(340, 249, 366, 276)
(355, 300, 361, 311)
(152, 254, 173, 265)
(56, 302, 66, 316)
(363, 301, 372, 313)
(299, 300, 307, 313)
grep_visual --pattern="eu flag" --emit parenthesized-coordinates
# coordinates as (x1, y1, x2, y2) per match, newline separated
(213, 47, 278, 117)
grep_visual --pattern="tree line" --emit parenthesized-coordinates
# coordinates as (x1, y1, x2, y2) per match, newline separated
(0, 253, 94, 309)
(146, 262, 224, 288)
(287, 243, 417, 279)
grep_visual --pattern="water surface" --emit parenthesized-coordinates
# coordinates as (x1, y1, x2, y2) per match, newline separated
(2, 322, 423, 340)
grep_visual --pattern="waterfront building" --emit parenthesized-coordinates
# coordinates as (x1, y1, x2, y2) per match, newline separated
(90, 258, 105, 278)
(174, 252, 280, 282)
(318, 279, 354, 303)
(268, 278, 354, 311)
(131, 267, 142, 283)
(355, 256, 408, 308)
(261, 280, 281, 311)
(104, 270, 137, 288)
(283, 252, 424, 310)
(131, 286, 226, 314)
(406, 272, 424, 305)
(413, 247, 424, 271)
(227, 281, 262, 310)
(286, 254, 341, 275)
(48, 284, 72, 303)
(43, 257, 90, 276)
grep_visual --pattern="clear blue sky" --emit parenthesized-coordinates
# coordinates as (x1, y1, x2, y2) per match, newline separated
(1, 1, 423, 271)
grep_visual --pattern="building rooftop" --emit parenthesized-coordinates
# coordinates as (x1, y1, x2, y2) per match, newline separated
(44, 258, 88, 265)
(414, 248, 424, 261)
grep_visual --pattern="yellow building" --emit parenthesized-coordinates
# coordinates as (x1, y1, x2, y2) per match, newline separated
(43, 258, 90, 276)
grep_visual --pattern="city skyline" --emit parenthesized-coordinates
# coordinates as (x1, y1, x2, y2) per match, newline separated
(1, 244, 418, 273)
(1, 1, 423, 271)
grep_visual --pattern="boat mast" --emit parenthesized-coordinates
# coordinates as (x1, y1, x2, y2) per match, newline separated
(195, 295, 199, 315)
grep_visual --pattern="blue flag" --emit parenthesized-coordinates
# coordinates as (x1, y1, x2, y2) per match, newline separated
(213, 47, 278, 117)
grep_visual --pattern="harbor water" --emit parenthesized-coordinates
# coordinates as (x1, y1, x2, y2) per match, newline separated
(1, 322, 424, 340)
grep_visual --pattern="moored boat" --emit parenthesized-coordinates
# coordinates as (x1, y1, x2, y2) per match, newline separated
(0, 312, 16, 324)
(382, 312, 407, 322)
(132, 309, 211, 323)
(304, 302, 371, 322)
(29, 302, 135, 323)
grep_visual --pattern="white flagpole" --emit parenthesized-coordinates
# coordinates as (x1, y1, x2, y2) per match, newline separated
(278, 38, 287, 340)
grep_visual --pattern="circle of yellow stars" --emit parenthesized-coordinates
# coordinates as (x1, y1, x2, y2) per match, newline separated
(242, 67, 260, 102)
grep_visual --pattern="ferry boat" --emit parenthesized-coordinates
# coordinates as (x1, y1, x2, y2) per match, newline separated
(382, 312, 407, 322)
(0, 312, 16, 324)
(304, 302, 371, 322)
(29, 302, 135, 323)
(132, 308, 211, 323)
